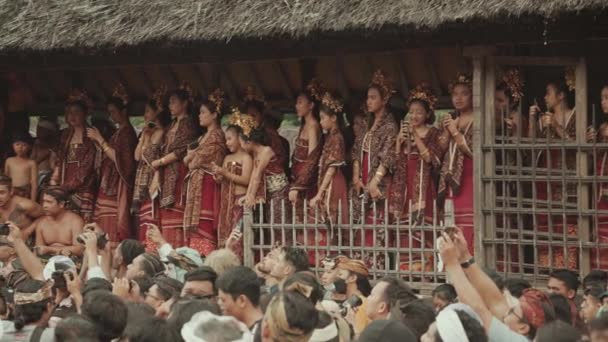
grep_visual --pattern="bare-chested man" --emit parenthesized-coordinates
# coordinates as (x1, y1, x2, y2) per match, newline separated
(0, 175, 43, 240)
(33, 186, 84, 257)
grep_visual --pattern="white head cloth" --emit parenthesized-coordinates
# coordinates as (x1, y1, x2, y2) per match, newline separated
(181, 311, 253, 342)
(436, 307, 469, 342)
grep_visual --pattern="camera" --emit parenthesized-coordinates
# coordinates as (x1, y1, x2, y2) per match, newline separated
(51, 262, 73, 290)
(340, 294, 363, 316)
(76, 232, 108, 250)
(0, 223, 9, 236)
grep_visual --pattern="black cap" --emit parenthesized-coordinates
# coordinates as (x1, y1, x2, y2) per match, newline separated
(358, 320, 417, 342)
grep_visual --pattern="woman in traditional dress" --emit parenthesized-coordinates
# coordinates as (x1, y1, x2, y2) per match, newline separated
(182, 89, 227, 256)
(151, 86, 198, 247)
(133, 87, 171, 247)
(236, 112, 291, 225)
(87, 84, 138, 245)
(211, 115, 254, 258)
(309, 92, 348, 248)
(288, 80, 323, 222)
(590, 85, 608, 269)
(51, 90, 98, 222)
(351, 70, 398, 268)
(390, 84, 445, 271)
(438, 74, 475, 255)
(528, 71, 577, 269)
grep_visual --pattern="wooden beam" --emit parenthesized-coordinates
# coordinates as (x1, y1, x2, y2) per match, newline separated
(335, 54, 351, 100)
(23, 72, 54, 104)
(113, 68, 136, 98)
(392, 53, 409, 95)
(273, 61, 294, 100)
(82, 70, 107, 104)
(163, 65, 180, 90)
(246, 63, 265, 97)
(364, 55, 375, 79)
(196, 64, 214, 92)
(186, 64, 208, 95)
(299, 58, 317, 88)
(424, 49, 443, 96)
(494, 56, 579, 66)
(140, 67, 156, 95)
(218, 64, 238, 102)
(575, 57, 590, 276)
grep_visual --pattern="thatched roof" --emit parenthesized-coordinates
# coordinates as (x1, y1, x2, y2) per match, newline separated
(1, 0, 607, 51)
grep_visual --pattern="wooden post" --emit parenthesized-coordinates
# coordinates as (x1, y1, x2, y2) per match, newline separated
(575, 58, 590, 275)
(482, 57, 497, 266)
(243, 208, 254, 268)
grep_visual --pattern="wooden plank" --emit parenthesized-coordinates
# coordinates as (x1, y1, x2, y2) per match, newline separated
(243, 209, 254, 268)
(218, 64, 238, 103)
(575, 57, 590, 275)
(335, 54, 351, 100)
(274, 61, 295, 100)
(187, 64, 208, 95)
(424, 49, 443, 96)
(494, 56, 579, 66)
(392, 52, 409, 95)
(139, 67, 156, 95)
(246, 63, 266, 97)
(481, 56, 497, 266)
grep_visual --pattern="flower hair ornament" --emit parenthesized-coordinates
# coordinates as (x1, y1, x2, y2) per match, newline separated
(565, 67, 576, 92)
(321, 92, 344, 114)
(152, 85, 168, 111)
(306, 78, 325, 102)
(243, 85, 266, 105)
(228, 108, 258, 138)
(66, 88, 94, 111)
(448, 73, 473, 93)
(408, 83, 438, 110)
(112, 83, 129, 105)
(368, 69, 396, 99)
(208, 88, 225, 114)
(500, 69, 524, 103)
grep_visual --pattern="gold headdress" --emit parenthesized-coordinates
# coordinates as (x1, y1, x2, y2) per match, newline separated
(243, 85, 265, 105)
(500, 69, 524, 103)
(408, 83, 438, 110)
(448, 73, 472, 93)
(305, 78, 325, 102)
(112, 83, 129, 105)
(228, 108, 258, 137)
(152, 85, 168, 111)
(565, 67, 576, 92)
(66, 89, 94, 111)
(368, 70, 395, 99)
(14, 280, 53, 305)
(208, 88, 225, 114)
(321, 92, 343, 114)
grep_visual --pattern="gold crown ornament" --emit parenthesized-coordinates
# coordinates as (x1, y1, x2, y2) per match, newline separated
(208, 88, 225, 114)
(408, 83, 438, 110)
(368, 70, 395, 99)
(228, 108, 258, 137)
(112, 83, 129, 105)
(305, 79, 325, 102)
(500, 69, 524, 103)
(321, 92, 344, 114)
(66, 88, 94, 111)
(448, 73, 473, 93)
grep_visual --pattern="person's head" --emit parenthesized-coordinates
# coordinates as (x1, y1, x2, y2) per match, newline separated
(167, 298, 221, 333)
(125, 317, 181, 342)
(495, 71, 523, 115)
(406, 84, 436, 126)
(394, 299, 435, 340)
(203, 248, 240, 277)
(13, 279, 54, 331)
(82, 290, 128, 342)
(216, 266, 261, 322)
(182, 311, 253, 342)
(422, 308, 487, 342)
(0, 238, 15, 263)
(0, 175, 12, 207)
(81, 278, 113, 298)
(584, 270, 608, 290)
(504, 278, 532, 298)
(243, 87, 265, 124)
(295, 87, 320, 121)
(503, 288, 556, 339)
(239, 127, 267, 152)
(359, 319, 417, 342)
(589, 315, 608, 342)
(582, 286, 604, 323)
(310, 311, 341, 342)
(182, 266, 217, 298)
(319, 92, 345, 133)
(535, 319, 582, 342)
(36, 118, 59, 141)
(602, 85, 608, 115)
(432, 284, 457, 313)
(367, 70, 392, 115)
(125, 253, 165, 280)
(11, 133, 33, 157)
(335, 258, 372, 297)
(65, 101, 88, 128)
(270, 247, 309, 282)
(548, 269, 580, 300)
(548, 293, 574, 326)
(42, 186, 69, 216)
(145, 275, 183, 314)
(261, 290, 318, 342)
(168, 88, 191, 118)
(198, 96, 223, 129)
(54, 314, 99, 342)
(366, 277, 417, 321)
(282, 272, 324, 305)
(319, 257, 339, 287)
(144, 95, 171, 128)
(545, 79, 574, 111)
(449, 75, 473, 113)
(225, 125, 243, 153)
(107, 94, 129, 125)
(131, 276, 154, 299)
(113, 239, 145, 270)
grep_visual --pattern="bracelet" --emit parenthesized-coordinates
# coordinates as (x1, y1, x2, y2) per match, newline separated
(160, 157, 165, 166)
(460, 257, 475, 269)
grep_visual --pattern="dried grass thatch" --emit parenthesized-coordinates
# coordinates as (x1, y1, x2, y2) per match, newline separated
(0, 0, 606, 51)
